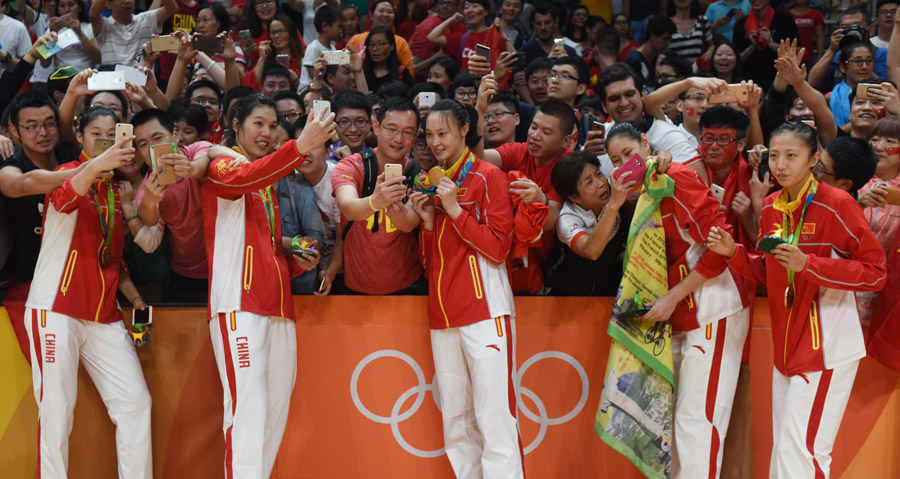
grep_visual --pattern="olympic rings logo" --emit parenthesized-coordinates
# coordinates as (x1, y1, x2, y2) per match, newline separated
(350, 349, 589, 458)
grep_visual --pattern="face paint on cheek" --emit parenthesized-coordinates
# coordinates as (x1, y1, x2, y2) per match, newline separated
(888, 146, 900, 155)
(685, 107, 695, 117)
(475, 7, 485, 15)
(878, 108, 887, 119)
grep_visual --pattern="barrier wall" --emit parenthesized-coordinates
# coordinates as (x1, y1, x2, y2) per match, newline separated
(1, 297, 899, 478)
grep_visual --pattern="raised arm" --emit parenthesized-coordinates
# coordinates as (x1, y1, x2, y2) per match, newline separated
(808, 29, 843, 91)
(643, 77, 728, 120)
(426, 13, 462, 47)
(888, 13, 900, 85)
(0, 165, 81, 198)
(90, 0, 108, 38)
(774, 41, 838, 143)
(166, 31, 196, 100)
(156, 0, 179, 28)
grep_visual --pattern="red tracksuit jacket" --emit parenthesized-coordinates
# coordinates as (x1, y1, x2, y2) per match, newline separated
(26, 155, 126, 323)
(727, 179, 887, 375)
(202, 140, 305, 321)
(419, 159, 515, 330)
(658, 163, 735, 332)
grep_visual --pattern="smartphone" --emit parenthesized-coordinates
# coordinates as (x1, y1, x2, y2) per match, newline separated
(133, 306, 153, 327)
(291, 241, 319, 258)
(322, 50, 350, 65)
(93, 138, 115, 157)
(613, 153, 648, 183)
(150, 142, 178, 185)
(36, 41, 62, 59)
(592, 121, 605, 136)
(858, 83, 883, 100)
(709, 83, 750, 104)
(758, 235, 787, 254)
(193, 35, 225, 55)
(552, 38, 566, 55)
(800, 119, 817, 130)
(418, 92, 436, 107)
(87, 71, 126, 91)
(276, 54, 290, 68)
(475, 43, 491, 60)
(727, 8, 738, 17)
(757, 152, 771, 182)
(384, 163, 403, 181)
(239, 29, 252, 48)
(618, 307, 651, 320)
(313, 100, 331, 119)
(151, 35, 180, 52)
(56, 29, 80, 49)
(116, 123, 133, 148)
(884, 187, 900, 206)
(114, 64, 147, 86)
(710, 184, 726, 204)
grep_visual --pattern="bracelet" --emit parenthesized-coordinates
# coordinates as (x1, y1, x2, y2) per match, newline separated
(206, 62, 217, 71)
(368, 195, 377, 211)
(126, 214, 140, 223)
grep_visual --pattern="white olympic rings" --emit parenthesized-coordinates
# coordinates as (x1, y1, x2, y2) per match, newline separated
(350, 349, 589, 457)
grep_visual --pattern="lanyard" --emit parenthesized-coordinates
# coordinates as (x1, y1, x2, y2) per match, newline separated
(445, 147, 476, 188)
(90, 181, 116, 264)
(778, 178, 817, 308)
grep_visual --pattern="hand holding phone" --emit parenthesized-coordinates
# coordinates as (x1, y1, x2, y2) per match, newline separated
(384, 163, 403, 181)
(710, 184, 726, 204)
(116, 123, 134, 148)
(613, 153, 648, 185)
(150, 142, 179, 185)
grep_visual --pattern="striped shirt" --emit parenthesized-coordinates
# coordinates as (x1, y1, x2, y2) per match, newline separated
(669, 16, 711, 66)
(97, 9, 161, 66)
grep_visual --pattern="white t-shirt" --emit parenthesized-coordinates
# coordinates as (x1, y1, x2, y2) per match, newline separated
(675, 123, 699, 150)
(300, 0, 319, 46)
(53, 24, 97, 73)
(556, 201, 620, 248)
(871, 36, 889, 50)
(31, 14, 54, 82)
(96, 9, 162, 66)
(299, 39, 333, 89)
(309, 161, 340, 268)
(0, 15, 33, 77)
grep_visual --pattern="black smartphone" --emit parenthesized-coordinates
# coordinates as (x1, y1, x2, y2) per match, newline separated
(133, 306, 153, 326)
(193, 36, 225, 55)
(758, 153, 771, 182)
(618, 307, 651, 320)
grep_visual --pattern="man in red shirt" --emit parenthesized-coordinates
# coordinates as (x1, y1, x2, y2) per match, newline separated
(332, 97, 426, 294)
(410, 0, 464, 76)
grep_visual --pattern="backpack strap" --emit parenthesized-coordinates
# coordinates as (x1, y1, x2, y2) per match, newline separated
(342, 149, 379, 240)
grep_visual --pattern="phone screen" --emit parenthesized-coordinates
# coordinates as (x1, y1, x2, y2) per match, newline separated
(133, 306, 153, 326)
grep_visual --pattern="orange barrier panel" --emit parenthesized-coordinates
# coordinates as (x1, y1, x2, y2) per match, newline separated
(1, 297, 898, 478)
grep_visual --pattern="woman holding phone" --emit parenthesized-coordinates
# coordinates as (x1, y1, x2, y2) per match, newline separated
(201, 93, 335, 477)
(51, 0, 101, 70)
(253, 14, 304, 89)
(25, 106, 152, 477)
(408, 98, 523, 478)
(196, 2, 247, 76)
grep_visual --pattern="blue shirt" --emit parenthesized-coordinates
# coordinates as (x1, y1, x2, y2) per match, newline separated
(277, 174, 326, 295)
(518, 39, 578, 69)
(705, 0, 751, 42)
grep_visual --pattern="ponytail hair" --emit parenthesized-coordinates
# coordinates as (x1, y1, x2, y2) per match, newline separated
(605, 120, 646, 145)
(224, 93, 277, 147)
(424, 99, 482, 148)
(770, 120, 818, 155)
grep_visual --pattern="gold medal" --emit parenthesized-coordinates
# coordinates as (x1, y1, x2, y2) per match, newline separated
(784, 285, 795, 309)
(101, 245, 111, 267)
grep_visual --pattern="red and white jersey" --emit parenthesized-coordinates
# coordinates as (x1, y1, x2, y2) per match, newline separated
(419, 158, 515, 330)
(26, 154, 126, 323)
(728, 179, 887, 375)
(202, 140, 306, 321)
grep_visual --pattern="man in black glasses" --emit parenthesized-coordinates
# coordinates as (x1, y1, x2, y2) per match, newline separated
(328, 90, 374, 162)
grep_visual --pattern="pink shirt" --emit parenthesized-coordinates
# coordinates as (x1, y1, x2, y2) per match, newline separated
(136, 141, 211, 279)
(859, 175, 900, 252)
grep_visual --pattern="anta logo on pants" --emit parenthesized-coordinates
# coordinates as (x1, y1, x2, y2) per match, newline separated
(45, 334, 56, 363)
(236, 337, 251, 368)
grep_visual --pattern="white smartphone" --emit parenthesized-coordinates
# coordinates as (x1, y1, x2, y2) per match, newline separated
(313, 100, 331, 119)
(56, 29, 80, 49)
(114, 64, 148, 87)
(87, 71, 126, 91)
(132, 306, 153, 327)
(710, 184, 726, 204)
(323, 50, 350, 65)
(418, 92, 436, 107)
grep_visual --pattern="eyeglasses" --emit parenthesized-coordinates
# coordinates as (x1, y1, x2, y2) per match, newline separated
(16, 121, 58, 133)
(844, 58, 874, 67)
(281, 111, 301, 122)
(699, 136, 738, 146)
(684, 93, 708, 102)
(812, 161, 836, 178)
(192, 96, 220, 106)
(484, 110, 515, 122)
(337, 118, 370, 129)
(369, 42, 391, 50)
(657, 73, 679, 82)
(414, 139, 429, 151)
(90, 103, 122, 114)
(381, 124, 417, 140)
(879, 8, 897, 16)
(270, 28, 289, 36)
(257, 0, 276, 6)
(548, 71, 578, 82)
(456, 89, 477, 99)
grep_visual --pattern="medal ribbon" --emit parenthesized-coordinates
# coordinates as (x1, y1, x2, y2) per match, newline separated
(415, 147, 477, 193)
(774, 174, 818, 307)
(260, 186, 277, 249)
(82, 150, 116, 258)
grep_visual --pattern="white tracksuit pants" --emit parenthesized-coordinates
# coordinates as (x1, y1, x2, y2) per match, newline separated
(24, 308, 152, 479)
(210, 312, 297, 479)
(672, 308, 750, 479)
(431, 316, 524, 479)
(769, 361, 859, 479)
